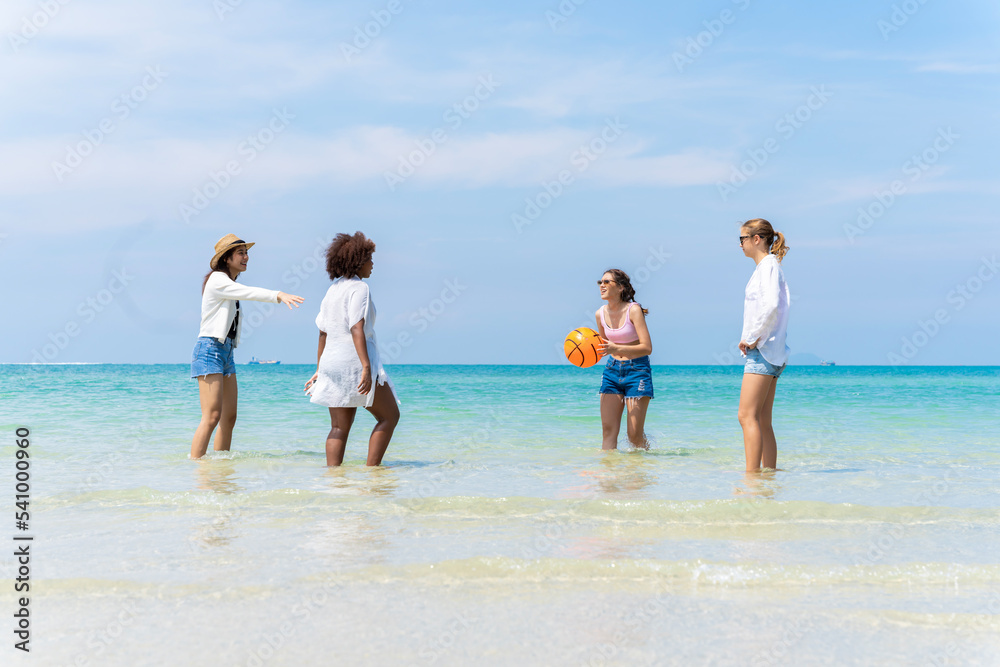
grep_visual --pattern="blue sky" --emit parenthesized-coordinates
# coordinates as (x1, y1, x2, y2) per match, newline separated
(2, 0, 998, 364)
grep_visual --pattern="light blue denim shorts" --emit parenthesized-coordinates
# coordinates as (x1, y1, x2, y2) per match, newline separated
(744, 347, 785, 378)
(191, 336, 236, 378)
(600, 356, 654, 399)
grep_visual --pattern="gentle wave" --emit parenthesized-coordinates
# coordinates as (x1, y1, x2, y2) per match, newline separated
(39, 489, 1000, 525)
(23, 560, 998, 595)
(304, 556, 1000, 588)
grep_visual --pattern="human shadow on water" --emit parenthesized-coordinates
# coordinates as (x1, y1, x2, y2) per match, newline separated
(380, 459, 445, 469)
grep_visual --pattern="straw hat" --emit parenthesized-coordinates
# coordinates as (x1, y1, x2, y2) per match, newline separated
(210, 233, 255, 270)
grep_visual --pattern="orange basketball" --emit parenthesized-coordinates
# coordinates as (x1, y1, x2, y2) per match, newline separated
(564, 327, 604, 368)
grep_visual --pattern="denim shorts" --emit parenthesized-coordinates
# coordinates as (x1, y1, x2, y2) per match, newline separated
(744, 347, 785, 378)
(191, 336, 236, 378)
(600, 355, 654, 399)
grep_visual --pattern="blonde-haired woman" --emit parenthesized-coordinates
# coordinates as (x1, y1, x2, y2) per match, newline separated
(737, 218, 790, 472)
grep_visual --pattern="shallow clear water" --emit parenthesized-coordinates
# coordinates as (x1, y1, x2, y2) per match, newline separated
(2, 364, 999, 666)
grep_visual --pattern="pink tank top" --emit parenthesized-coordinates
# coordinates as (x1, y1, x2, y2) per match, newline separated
(601, 305, 639, 344)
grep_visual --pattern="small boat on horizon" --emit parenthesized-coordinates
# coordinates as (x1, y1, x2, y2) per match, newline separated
(819, 360, 836, 366)
(248, 357, 281, 365)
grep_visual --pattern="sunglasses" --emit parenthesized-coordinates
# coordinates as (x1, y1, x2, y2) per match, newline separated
(597, 279, 617, 286)
(739, 235, 755, 245)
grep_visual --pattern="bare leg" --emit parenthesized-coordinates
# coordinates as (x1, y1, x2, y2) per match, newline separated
(600, 394, 625, 450)
(326, 407, 357, 467)
(738, 373, 776, 472)
(191, 374, 224, 459)
(364, 382, 399, 466)
(625, 396, 651, 449)
(759, 377, 778, 469)
(214, 374, 239, 451)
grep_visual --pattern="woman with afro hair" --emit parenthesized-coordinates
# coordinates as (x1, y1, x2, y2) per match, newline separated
(305, 232, 400, 466)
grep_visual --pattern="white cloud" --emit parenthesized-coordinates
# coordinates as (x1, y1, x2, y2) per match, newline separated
(914, 62, 1000, 74)
(1, 124, 731, 232)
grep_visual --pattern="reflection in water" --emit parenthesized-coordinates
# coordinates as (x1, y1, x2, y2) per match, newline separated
(194, 458, 241, 494)
(306, 467, 398, 568)
(554, 454, 659, 560)
(730, 471, 787, 563)
(321, 464, 398, 498)
(734, 470, 780, 499)
(188, 506, 242, 552)
(590, 452, 657, 496)
(189, 459, 244, 552)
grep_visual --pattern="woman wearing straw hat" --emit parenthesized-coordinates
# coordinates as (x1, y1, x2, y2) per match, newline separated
(190, 234, 304, 459)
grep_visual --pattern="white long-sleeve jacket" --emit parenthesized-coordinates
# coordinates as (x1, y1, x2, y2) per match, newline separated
(741, 254, 790, 366)
(198, 271, 279, 347)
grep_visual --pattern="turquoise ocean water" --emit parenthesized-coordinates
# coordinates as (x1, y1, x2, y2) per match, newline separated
(2, 364, 999, 666)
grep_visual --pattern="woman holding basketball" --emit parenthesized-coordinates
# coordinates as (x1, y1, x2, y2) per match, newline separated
(737, 218, 790, 472)
(595, 269, 653, 450)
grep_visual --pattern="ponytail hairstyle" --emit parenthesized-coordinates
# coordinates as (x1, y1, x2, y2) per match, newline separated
(202, 247, 239, 294)
(742, 218, 789, 262)
(604, 268, 649, 315)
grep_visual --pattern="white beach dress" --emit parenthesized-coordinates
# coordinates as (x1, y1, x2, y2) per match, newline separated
(310, 277, 398, 409)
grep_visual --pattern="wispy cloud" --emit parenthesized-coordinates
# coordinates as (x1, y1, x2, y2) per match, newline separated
(915, 62, 1000, 74)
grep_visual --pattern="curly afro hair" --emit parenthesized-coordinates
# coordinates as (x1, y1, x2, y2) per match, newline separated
(325, 231, 375, 279)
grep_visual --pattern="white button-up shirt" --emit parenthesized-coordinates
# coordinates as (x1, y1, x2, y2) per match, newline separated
(741, 254, 790, 367)
(198, 271, 279, 347)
